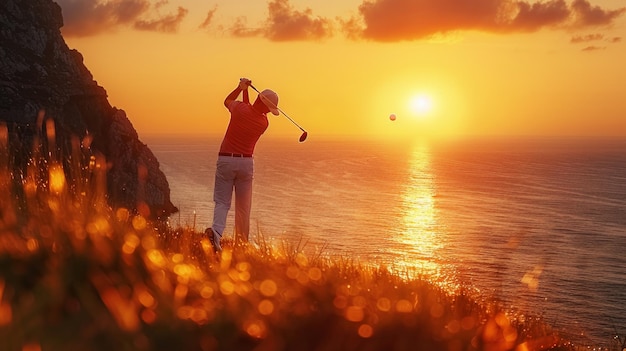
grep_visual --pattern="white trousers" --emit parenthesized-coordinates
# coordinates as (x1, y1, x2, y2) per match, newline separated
(211, 156, 254, 243)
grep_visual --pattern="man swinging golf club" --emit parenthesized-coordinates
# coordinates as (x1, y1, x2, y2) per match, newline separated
(205, 77, 279, 252)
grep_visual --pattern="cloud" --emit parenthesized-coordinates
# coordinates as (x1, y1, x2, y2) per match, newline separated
(134, 6, 188, 32)
(229, 17, 265, 38)
(571, 0, 626, 27)
(570, 33, 603, 43)
(570, 33, 621, 51)
(508, 0, 571, 31)
(352, 0, 501, 40)
(58, 0, 148, 36)
(581, 45, 605, 51)
(341, 0, 626, 42)
(57, 0, 189, 36)
(264, 0, 333, 41)
(57, 0, 625, 42)
(228, 0, 333, 41)
(198, 6, 218, 31)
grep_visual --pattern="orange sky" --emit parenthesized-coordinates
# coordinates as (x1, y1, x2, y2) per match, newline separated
(58, 0, 626, 140)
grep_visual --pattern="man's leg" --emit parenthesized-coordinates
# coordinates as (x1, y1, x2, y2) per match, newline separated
(234, 158, 254, 244)
(212, 157, 235, 237)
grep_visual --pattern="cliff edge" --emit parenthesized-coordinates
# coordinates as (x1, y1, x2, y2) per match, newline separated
(0, 0, 178, 219)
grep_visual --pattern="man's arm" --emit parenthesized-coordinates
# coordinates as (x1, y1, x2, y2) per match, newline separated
(224, 78, 251, 109)
(223, 86, 241, 109)
(242, 87, 249, 104)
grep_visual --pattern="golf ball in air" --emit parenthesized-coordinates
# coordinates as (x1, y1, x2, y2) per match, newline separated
(389, 113, 396, 121)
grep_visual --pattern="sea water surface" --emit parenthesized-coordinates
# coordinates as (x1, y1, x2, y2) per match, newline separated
(145, 134, 626, 348)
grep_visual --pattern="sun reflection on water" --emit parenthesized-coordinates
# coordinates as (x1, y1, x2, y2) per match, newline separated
(394, 142, 446, 282)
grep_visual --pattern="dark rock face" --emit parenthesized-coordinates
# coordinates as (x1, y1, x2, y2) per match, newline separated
(0, 0, 178, 219)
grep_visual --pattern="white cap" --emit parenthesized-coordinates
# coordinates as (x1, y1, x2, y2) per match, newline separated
(259, 89, 279, 116)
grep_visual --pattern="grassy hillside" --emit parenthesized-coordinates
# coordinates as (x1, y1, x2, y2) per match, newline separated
(0, 122, 596, 351)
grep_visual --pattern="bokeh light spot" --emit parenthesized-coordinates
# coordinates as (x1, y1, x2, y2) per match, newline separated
(258, 299, 274, 315)
(260, 279, 277, 297)
(376, 297, 391, 312)
(358, 324, 374, 338)
(345, 306, 364, 322)
(396, 299, 413, 313)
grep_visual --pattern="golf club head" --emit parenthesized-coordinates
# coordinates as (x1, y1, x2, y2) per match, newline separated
(299, 132, 308, 142)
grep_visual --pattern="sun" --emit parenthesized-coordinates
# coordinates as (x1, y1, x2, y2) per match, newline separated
(408, 94, 433, 117)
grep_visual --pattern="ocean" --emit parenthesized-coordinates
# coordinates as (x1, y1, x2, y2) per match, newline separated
(145, 134, 626, 348)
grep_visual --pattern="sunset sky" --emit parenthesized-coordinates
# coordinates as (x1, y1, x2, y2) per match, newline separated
(57, 0, 625, 140)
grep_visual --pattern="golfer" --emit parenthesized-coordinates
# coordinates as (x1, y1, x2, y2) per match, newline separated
(206, 77, 279, 251)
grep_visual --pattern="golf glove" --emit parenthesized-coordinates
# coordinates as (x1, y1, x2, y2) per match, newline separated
(239, 78, 251, 90)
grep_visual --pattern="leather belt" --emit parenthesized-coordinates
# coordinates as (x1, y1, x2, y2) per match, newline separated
(219, 152, 253, 158)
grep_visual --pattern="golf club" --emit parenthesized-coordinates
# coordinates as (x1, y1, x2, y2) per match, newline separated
(248, 84, 308, 142)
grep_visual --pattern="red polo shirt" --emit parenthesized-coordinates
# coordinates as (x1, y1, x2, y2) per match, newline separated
(219, 101, 269, 155)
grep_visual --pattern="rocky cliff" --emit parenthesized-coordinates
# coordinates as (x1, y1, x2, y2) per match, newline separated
(0, 0, 178, 219)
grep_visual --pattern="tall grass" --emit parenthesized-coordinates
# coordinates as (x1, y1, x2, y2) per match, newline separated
(0, 119, 590, 351)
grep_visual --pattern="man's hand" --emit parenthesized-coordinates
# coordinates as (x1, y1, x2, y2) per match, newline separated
(225, 78, 251, 108)
(239, 78, 251, 90)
